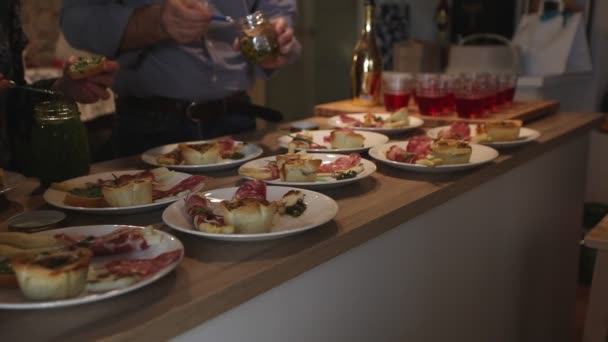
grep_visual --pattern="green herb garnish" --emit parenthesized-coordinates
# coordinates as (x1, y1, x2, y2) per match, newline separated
(334, 170, 358, 180)
(190, 207, 214, 217)
(227, 152, 245, 160)
(75, 236, 95, 248)
(69, 186, 102, 198)
(0, 259, 14, 275)
(285, 200, 307, 217)
(288, 135, 313, 144)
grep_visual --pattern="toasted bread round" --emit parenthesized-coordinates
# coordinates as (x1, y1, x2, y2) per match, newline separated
(67, 56, 106, 80)
(64, 192, 108, 208)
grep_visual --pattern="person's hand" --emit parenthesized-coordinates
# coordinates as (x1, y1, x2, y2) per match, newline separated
(0, 74, 15, 92)
(160, 0, 211, 44)
(259, 17, 296, 69)
(54, 56, 120, 104)
(234, 17, 296, 70)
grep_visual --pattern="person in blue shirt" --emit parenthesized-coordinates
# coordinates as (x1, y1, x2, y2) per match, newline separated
(61, 0, 301, 156)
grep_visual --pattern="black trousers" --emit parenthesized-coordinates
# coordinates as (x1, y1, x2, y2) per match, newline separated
(113, 94, 257, 157)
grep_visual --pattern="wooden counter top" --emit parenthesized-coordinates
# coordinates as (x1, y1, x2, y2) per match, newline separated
(0, 112, 603, 341)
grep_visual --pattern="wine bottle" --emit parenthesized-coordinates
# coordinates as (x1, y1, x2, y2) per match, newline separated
(435, 0, 450, 70)
(351, 0, 383, 107)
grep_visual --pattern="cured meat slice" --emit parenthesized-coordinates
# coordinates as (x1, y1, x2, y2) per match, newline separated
(386, 145, 416, 163)
(316, 153, 361, 173)
(406, 136, 432, 159)
(233, 180, 267, 202)
(185, 193, 228, 227)
(55, 227, 152, 256)
(438, 122, 471, 140)
(185, 193, 213, 216)
(104, 249, 182, 277)
(339, 114, 363, 127)
(217, 137, 242, 157)
(152, 175, 208, 200)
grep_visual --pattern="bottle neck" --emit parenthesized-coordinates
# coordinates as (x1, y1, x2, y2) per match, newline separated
(363, 4, 375, 34)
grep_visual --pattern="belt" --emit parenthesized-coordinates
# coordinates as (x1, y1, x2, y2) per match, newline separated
(116, 92, 250, 123)
(116, 92, 283, 122)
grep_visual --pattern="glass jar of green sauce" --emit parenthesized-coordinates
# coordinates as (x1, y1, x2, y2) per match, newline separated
(31, 101, 90, 185)
(238, 11, 280, 64)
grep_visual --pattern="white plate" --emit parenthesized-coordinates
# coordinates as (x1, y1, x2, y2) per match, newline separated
(277, 130, 389, 153)
(43, 170, 205, 215)
(141, 140, 263, 172)
(0, 171, 26, 194)
(426, 124, 541, 148)
(369, 142, 499, 173)
(327, 113, 424, 134)
(0, 225, 183, 310)
(238, 153, 377, 189)
(163, 187, 338, 242)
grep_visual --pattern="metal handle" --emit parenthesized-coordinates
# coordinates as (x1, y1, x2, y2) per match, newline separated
(459, 33, 519, 73)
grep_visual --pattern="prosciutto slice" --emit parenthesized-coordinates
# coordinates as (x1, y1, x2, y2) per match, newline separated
(386, 145, 416, 163)
(217, 137, 242, 157)
(185, 193, 228, 227)
(339, 114, 363, 127)
(385, 136, 432, 164)
(55, 227, 150, 256)
(104, 249, 182, 277)
(406, 136, 432, 159)
(438, 122, 471, 140)
(233, 180, 267, 201)
(317, 153, 361, 173)
(152, 175, 208, 200)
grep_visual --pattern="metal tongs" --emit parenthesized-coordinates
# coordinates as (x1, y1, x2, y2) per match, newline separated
(8, 80, 60, 96)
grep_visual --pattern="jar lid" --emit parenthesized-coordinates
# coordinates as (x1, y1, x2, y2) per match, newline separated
(242, 11, 266, 29)
(34, 100, 79, 118)
(7, 210, 67, 233)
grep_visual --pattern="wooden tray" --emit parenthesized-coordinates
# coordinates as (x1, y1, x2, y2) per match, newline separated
(314, 99, 560, 126)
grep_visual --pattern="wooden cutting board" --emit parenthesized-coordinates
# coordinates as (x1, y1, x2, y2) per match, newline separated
(313, 99, 560, 126)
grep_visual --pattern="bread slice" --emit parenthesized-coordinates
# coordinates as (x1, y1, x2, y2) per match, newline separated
(276, 152, 308, 171)
(11, 248, 92, 300)
(67, 56, 106, 80)
(101, 179, 153, 207)
(482, 120, 522, 142)
(389, 108, 409, 123)
(430, 138, 472, 165)
(219, 198, 277, 234)
(64, 192, 108, 208)
(330, 130, 365, 149)
(280, 159, 322, 182)
(179, 143, 221, 165)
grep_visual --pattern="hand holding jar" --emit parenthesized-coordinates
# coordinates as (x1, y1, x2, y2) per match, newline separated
(234, 12, 296, 69)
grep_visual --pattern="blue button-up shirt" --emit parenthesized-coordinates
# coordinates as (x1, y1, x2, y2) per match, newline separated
(60, 0, 300, 102)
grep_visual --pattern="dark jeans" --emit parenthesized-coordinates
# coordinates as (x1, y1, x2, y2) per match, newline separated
(113, 96, 257, 157)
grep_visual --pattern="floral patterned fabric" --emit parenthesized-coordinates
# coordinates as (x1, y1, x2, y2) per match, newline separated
(0, 0, 27, 84)
(0, 0, 54, 172)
